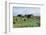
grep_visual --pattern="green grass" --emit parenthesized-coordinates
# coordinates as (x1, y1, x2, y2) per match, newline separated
(13, 16, 40, 28)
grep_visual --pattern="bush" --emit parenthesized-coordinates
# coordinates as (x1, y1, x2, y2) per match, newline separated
(13, 22, 15, 24)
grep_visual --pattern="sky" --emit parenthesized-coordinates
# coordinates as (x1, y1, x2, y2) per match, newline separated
(13, 7, 40, 16)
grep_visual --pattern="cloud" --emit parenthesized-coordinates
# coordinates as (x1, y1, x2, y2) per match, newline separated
(13, 7, 40, 16)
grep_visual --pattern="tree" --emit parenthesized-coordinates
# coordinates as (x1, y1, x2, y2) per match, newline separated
(17, 14, 22, 17)
(25, 14, 33, 18)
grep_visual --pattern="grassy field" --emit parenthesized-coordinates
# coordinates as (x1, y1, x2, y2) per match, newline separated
(13, 16, 40, 28)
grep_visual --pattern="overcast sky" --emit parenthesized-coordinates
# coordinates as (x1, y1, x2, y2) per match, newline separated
(13, 7, 40, 16)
